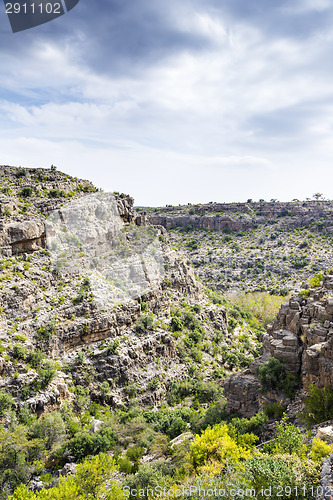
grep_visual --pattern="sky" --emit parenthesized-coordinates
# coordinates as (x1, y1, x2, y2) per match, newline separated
(0, 0, 333, 206)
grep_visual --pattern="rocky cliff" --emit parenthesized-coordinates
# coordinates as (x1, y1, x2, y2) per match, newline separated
(0, 166, 230, 415)
(146, 200, 333, 233)
(224, 273, 333, 417)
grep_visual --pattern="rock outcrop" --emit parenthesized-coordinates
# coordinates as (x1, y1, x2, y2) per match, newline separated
(0, 166, 136, 256)
(0, 166, 228, 413)
(224, 274, 333, 416)
(147, 200, 333, 233)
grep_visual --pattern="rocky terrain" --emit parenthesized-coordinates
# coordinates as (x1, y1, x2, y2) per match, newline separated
(224, 272, 333, 416)
(140, 201, 333, 294)
(1, 165, 250, 417)
(1, 167, 333, 499)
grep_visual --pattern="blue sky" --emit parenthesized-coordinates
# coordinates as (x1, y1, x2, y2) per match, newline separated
(0, 0, 333, 205)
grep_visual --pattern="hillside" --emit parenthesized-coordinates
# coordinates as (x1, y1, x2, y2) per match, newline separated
(140, 201, 333, 294)
(1, 168, 333, 499)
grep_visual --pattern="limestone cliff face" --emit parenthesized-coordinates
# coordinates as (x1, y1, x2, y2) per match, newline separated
(147, 200, 333, 233)
(0, 165, 135, 255)
(224, 274, 333, 416)
(0, 166, 228, 414)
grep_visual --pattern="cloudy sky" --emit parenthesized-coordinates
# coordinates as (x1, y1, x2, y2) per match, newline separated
(0, 0, 332, 205)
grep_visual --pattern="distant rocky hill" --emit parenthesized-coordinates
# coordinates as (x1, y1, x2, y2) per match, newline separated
(145, 199, 333, 232)
(140, 200, 333, 294)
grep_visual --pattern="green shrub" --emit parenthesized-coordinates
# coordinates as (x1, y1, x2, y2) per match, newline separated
(194, 401, 228, 433)
(9, 453, 123, 499)
(72, 291, 85, 304)
(140, 301, 148, 312)
(170, 316, 184, 332)
(192, 304, 201, 313)
(18, 187, 33, 198)
(67, 428, 115, 462)
(263, 401, 285, 420)
(29, 412, 66, 450)
(245, 453, 320, 499)
(106, 340, 119, 355)
(308, 272, 323, 288)
(256, 357, 300, 396)
(310, 437, 333, 463)
(48, 188, 66, 198)
(38, 318, 57, 339)
(100, 381, 110, 399)
(167, 379, 222, 405)
(148, 378, 159, 391)
(299, 241, 308, 249)
(76, 350, 86, 364)
(136, 313, 154, 334)
(300, 385, 333, 426)
(230, 292, 286, 328)
(27, 350, 44, 368)
(144, 407, 194, 439)
(291, 257, 309, 269)
(187, 239, 199, 250)
(39, 360, 57, 388)
(272, 415, 306, 457)
(230, 412, 268, 438)
(15, 168, 26, 178)
(0, 390, 14, 416)
(12, 344, 28, 360)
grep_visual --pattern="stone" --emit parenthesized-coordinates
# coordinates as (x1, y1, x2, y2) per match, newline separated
(316, 426, 333, 444)
(60, 463, 77, 477)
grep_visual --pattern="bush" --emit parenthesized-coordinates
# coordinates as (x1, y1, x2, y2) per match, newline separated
(170, 317, 184, 332)
(15, 168, 26, 178)
(308, 272, 323, 288)
(148, 378, 159, 391)
(272, 415, 306, 457)
(167, 379, 222, 405)
(100, 381, 110, 399)
(194, 401, 228, 433)
(48, 188, 66, 198)
(187, 239, 199, 250)
(300, 385, 333, 426)
(39, 360, 57, 388)
(27, 350, 44, 368)
(245, 453, 320, 499)
(136, 313, 154, 334)
(299, 241, 308, 249)
(29, 412, 66, 450)
(263, 401, 285, 420)
(123, 463, 168, 500)
(67, 428, 115, 462)
(291, 257, 309, 269)
(230, 412, 268, 438)
(106, 340, 119, 355)
(18, 187, 33, 198)
(258, 365, 299, 398)
(310, 438, 333, 463)
(12, 344, 28, 360)
(192, 304, 201, 313)
(0, 390, 14, 417)
(189, 424, 253, 472)
(144, 407, 194, 439)
(9, 453, 124, 499)
(230, 292, 286, 328)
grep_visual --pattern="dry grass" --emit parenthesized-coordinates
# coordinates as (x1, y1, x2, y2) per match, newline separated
(230, 291, 289, 327)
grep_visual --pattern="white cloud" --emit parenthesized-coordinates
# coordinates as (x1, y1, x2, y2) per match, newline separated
(0, 2, 333, 203)
(281, 0, 331, 14)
